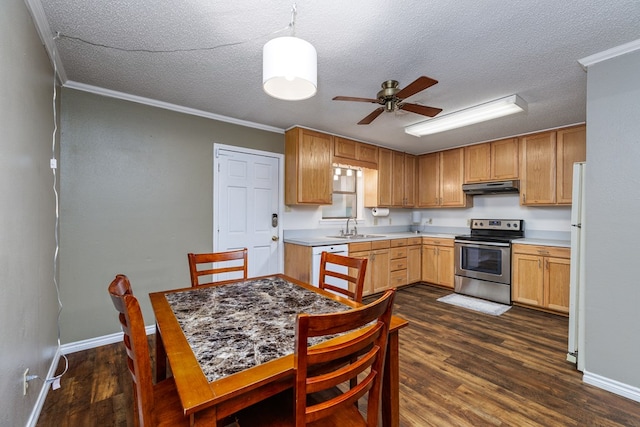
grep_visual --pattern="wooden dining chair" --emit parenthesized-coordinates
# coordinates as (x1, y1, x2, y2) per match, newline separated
(187, 248, 248, 287)
(108, 274, 215, 426)
(318, 251, 368, 303)
(227, 288, 396, 427)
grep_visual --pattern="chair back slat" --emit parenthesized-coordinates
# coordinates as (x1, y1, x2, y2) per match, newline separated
(318, 252, 368, 303)
(187, 248, 248, 287)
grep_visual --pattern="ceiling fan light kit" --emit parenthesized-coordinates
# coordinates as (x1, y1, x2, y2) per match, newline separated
(263, 36, 317, 101)
(405, 94, 528, 137)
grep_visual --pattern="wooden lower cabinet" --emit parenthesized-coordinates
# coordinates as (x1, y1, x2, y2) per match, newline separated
(349, 240, 390, 297)
(421, 237, 454, 288)
(407, 239, 422, 284)
(512, 244, 571, 315)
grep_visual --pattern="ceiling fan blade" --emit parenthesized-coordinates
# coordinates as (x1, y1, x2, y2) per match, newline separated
(396, 76, 438, 100)
(333, 96, 380, 103)
(400, 103, 443, 117)
(358, 108, 385, 125)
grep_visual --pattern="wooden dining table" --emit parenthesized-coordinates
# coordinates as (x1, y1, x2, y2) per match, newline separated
(149, 274, 409, 426)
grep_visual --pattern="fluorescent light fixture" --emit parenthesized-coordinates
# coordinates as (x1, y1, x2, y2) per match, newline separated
(405, 95, 527, 137)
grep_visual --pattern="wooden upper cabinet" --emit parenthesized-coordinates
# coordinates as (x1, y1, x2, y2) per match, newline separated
(464, 138, 518, 183)
(418, 148, 471, 208)
(365, 149, 415, 208)
(464, 143, 491, 183)
(520, 131, 557, 205)
(520, 125, 585, 206)
(491, 138, 519, 180)
(285, 127, 333, 205)
(556, 125, 586, 204)
(417, 152, 440, 208)
(333, 136, 378, 169)
(440, 148, 467, 207)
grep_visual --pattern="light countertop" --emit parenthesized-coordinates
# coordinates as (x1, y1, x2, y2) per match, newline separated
(513, 238, 570, 248)
(284, 231, 457, 247)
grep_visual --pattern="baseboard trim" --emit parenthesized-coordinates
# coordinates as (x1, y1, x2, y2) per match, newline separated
(583, 370, 640, 403)
(28, 325, 156, 426)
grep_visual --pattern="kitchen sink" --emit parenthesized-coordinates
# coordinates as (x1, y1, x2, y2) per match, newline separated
(326, 234, 386, 240)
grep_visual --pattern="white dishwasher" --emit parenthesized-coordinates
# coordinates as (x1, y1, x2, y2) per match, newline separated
(311, 244, 349, 292)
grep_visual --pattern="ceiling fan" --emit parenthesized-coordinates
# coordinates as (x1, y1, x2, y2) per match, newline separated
(332, 76, 443, 125)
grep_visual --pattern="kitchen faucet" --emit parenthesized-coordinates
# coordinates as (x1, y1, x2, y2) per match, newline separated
(344, 217, 358, 236)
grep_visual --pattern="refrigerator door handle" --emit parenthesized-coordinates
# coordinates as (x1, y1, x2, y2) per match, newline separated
(571, 223, 582, 228)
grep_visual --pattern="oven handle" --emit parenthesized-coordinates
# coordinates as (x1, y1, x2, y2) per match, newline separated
(454, 240, 510, 248)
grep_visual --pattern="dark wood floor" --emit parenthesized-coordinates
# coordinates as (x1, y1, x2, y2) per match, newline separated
(37, 283, 640, 426)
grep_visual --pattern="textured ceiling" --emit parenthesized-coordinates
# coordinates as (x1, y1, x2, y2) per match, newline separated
(31, 0, 640, 154)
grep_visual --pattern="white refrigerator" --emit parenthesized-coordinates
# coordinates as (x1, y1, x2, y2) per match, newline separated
(567, 162, 586, 371)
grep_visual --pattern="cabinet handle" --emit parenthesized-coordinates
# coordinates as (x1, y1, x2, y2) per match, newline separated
(523, 194, 526, 203)
(545, 259, 549, 270)
(538, 259, 541, 269)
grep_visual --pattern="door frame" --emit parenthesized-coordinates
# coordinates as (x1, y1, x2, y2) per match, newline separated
(213, 143, 285, 274)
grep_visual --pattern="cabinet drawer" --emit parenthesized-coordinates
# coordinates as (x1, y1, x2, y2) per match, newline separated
(390, 258, 407, 271)
(371, 240, 391, 250)
(512, 244, 570, 258)
(390, 238, 408, 247)
(407, 237, 422, 245)
(389, 269, 407, 287)
(349, 242, 371, 252)
(422, 237, 454, 247)
(390, 247, 407, 259)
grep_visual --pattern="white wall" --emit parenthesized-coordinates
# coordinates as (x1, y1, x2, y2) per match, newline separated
(583, 48, 640, 393)
(284, 193, 571, 238)
(0, 1, 60, 425)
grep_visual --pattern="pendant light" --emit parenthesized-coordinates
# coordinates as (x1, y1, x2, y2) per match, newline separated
(263, 4, 317, 101)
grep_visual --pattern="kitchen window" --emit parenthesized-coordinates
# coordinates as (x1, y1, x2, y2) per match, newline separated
(322, 167, 359, 219)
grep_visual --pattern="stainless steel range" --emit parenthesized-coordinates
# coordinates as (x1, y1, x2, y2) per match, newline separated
(454, 219, 524, 305)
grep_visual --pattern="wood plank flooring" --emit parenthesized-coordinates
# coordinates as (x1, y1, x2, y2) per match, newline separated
(37, 284, 640, 426)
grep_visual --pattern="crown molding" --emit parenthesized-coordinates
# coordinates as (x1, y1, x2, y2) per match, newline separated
(24, 0, 67, 83)
(578, 39, 640, 70)
(63, 80, 285, 134)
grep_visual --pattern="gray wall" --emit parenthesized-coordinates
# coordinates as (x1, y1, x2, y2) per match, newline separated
(584, 50, 640, 388)
(1, 0, 60, 425)
(59, 89, 283, 343)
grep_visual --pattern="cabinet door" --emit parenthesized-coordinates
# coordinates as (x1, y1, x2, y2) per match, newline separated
(440, 148, 467, 207)
(421, 245, 438, 283)
(407, 245, 422, 284)
(512, 253, 544, 306)
(357, 143, 379, 167)
(417, 153, 440, 207)
(391, 151, 406, 207)
(377, 148, 393, 207)
(334, 137, 357, 160)
(520, 132, 556, 205)
(404, 154, 416, 207)
(556, 125, 586, 204)
(464, 143, 491, 183)
(349, 250, 372, 296)
(545, 256, 571, 313)
(371, 249, 390, 294)
(491, 138, 519, 180)
(437, 246, 455, 289)
(285, 128, 333, 205)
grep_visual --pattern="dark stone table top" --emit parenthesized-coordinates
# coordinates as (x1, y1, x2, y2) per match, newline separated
(164, 276, 350, 382)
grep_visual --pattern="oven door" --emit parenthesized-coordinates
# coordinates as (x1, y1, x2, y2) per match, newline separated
(454, 240, 511, 284)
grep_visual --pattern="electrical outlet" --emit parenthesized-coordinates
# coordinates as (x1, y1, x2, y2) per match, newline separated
(428, 218, 433, 224)
(23, 368, 29, 396)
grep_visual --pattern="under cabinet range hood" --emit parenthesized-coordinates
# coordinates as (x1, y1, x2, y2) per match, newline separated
(462, 180, 520, 195)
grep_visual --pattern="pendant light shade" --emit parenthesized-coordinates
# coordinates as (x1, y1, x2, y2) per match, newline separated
(263, 36, 317, 101)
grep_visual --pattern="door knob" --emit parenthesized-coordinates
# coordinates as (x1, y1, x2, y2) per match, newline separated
(272, 236, 279, 241)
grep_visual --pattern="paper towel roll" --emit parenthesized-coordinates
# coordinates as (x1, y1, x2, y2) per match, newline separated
(412, 211, 422, 224)
(371, 207, 390, 217)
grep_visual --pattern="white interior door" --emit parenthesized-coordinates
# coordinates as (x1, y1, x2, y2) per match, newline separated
(214, 144, 282, 278)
